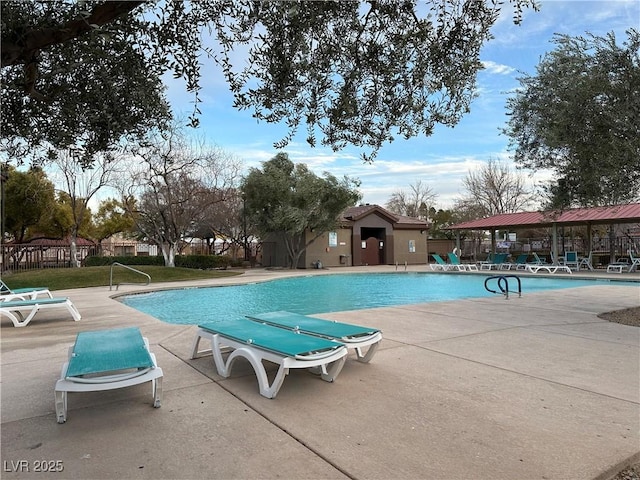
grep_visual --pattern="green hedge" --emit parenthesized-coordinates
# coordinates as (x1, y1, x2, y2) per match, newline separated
(84, 255, 235, 269)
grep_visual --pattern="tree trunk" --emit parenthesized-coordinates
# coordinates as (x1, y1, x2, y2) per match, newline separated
(161, 242, 176, 267)
(69, 227, 80, 268)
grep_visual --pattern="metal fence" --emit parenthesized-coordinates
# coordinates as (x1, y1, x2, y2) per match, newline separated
(1, 244, 99, 272)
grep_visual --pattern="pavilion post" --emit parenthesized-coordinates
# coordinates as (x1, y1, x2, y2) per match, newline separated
(552, 224, 559, 265)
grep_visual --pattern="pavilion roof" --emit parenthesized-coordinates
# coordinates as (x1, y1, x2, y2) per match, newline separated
(448, 203, 640, 230)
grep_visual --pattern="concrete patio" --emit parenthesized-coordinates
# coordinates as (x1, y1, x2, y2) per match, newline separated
(1, 266, 639, 479)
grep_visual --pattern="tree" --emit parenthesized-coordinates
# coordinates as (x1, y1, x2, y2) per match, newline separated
(1, 165, 55, 243)
(455, 157, 535, 217)
(1, 2, 171, 167)
(385, 180, 436, 219)
(37, 191, 94, 242)
(119, 128, 241, 267)
(93, 198, 136, 243)
(504, 29, 640, 207)
(428, 208, 466, 240)
(49, 149, 121, 266)
(2, 0, 537, 166)
(242, 153, 361, 268)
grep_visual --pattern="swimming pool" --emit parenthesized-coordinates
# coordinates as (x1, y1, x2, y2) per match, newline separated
(120, 272, 637, 325)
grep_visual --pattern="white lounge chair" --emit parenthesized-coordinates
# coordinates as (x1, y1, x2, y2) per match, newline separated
(578, 252, 594, 271)
(191, 318, 348, 398)
(525, 265, 572, 274)
(54, 327, 163, 423)
(246, 311, 382, 363)
(628, 250, 640, 273)
(0, 297, 81, 327)
(0, 279, 52, 300)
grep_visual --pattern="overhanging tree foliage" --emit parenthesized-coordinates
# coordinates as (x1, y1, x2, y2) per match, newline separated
(242, 153, 361, 269)
(504, 29, 640, 207)
(1, 1, 170, 166)
(2, 0, 537, 165)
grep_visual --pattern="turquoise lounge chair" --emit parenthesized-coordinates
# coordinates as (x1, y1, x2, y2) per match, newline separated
(54, 327, 163, 423)
(503, 253, 529, 270)
(479, 253, 508, 270)
(191, 318, 348, 398)
(0, 279, 52, 300)
(446, 252, 478, 271)
(0, 297, 81, 327)
(564, 251, 579, 271)
(246, 311, 382, 363)
(430, 254, 453, 271)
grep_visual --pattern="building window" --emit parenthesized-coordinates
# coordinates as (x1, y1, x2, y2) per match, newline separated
(409, 240, 416, 253)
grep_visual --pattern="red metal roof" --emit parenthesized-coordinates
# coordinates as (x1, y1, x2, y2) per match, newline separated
(449, 203, 640, 230)
(5, 236, 97, 246)
(342, 204, 427, 228)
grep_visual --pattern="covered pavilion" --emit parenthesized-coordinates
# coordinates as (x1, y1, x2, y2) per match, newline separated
(447, 203, 640, 266)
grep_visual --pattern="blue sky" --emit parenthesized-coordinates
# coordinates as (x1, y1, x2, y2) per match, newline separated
(166, 0, 639, 210)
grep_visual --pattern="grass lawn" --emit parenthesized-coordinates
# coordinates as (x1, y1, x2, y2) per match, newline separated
(1, 266, 243, 291)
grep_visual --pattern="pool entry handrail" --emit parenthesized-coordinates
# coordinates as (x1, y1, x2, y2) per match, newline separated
(484, 275, 522, 300)
(110, 262, 151, 291)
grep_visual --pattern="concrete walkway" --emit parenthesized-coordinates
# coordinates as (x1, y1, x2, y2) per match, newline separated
(1, 266, 639, 479)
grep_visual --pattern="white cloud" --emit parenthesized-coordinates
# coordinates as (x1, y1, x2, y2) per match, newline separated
(481, 60, 517, 75)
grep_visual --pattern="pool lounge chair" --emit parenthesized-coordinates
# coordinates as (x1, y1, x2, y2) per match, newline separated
(430, 254, 454, 271)
(578, 252, 594, 271)
(479, 253, 508, 270)
(191, 318, 348, 398)
(446, 252, 479, 272)
(503, 253, 529, 270)
(606, 262, 626, 273)
(0, 297, 81, 327)
(563, 251, 579, 271)
(529, 253, 547, 265)
(628, 250, 640, 273)
(246, 311, 382, 363)
(0, 279, 52, 300)
(525, 264, 572, 274)
(54, 327, 163, 423)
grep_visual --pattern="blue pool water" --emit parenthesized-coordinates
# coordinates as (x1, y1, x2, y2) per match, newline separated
(120, 272, 636, 325)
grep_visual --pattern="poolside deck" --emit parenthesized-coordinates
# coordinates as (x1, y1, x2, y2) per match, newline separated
(1, 266, 639, 479)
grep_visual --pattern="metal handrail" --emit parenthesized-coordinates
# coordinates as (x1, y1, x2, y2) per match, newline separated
(484, 275, 521, 300)
(109, 262, 151, 291)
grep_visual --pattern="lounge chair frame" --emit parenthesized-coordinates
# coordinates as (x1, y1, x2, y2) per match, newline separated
(446, 253, 479, 272)
(246, 311, 383, 363)
(54, 329, 163, 424)
(0, 297, 81, 327)
(525, 265, 572, 274)
(0, 279, 52, 300)
(607, 264, 625, 273)
(479, 253, 508, 271)
(628, 250, 640, 273)
(191, 323, 348, 399)
(430, 254, 454, 271)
